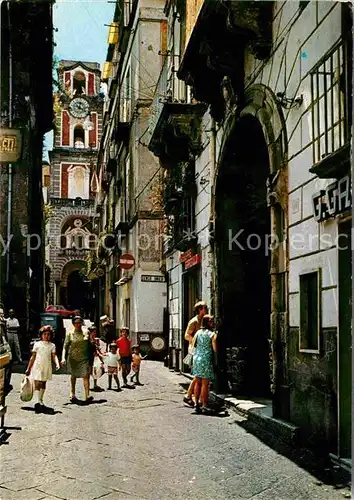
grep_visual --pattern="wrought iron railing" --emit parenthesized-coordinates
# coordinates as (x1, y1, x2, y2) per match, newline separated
(148, 54, 189, 142)
(50, 197, 94, 208)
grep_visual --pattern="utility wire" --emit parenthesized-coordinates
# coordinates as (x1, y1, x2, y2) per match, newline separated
(134, 165, 162, 202)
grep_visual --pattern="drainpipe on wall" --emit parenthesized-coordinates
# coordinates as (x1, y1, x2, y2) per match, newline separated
(6, 2, 13, 288)
(209, 117, 217, 317)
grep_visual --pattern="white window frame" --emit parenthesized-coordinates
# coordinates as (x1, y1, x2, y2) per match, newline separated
(67, 164, 90, 200)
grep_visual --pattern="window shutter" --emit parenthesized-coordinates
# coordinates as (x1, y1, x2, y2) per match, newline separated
(89, 112, 97, 147)
(61, 163, 70, 198)
(61, 111, 70, 146)
(88, 73, 95, 96)
(64, 71, 71, 91)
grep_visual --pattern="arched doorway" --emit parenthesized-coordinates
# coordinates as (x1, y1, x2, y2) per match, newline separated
(214, 85, 288, 400)
(215, 115, 271, 396)
(67, 270, 91, 315)
(60, 260, 93, 317)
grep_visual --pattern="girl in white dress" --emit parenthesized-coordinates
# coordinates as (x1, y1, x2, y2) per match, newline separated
(26, 325, 60, 413)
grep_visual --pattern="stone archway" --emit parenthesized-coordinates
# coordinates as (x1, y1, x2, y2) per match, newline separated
(213, 84, 288, 404)
(59, 260, 87, 311)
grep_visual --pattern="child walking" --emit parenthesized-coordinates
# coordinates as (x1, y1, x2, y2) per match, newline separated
(116, 327, 132, 387)
(105, 343, 121, 391)
(25, 325, 60, 413)
(130, 345, 146, 386)
(88, 325, 105, 391)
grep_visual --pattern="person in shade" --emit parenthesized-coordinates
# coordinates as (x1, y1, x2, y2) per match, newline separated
(6, 309, 22, 363)
(183, 301, 208, 407)
(61, 316, 94, 403)
(191, 315, 217, 414)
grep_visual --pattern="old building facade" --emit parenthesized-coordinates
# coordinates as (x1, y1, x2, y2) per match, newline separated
(147, 0, 352, 466)
(0, 0, 53, 333)
(46, 60, 103, 315)
(93, 0, 168, 353)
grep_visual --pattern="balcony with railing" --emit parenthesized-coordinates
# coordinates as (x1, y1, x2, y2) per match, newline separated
(50, 197, 95, 208)
(178, 1, 273, 121)
(148, 54, 207, 163)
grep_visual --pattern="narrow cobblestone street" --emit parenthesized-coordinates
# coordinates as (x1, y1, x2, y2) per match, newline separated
(0, 362, 350, 500)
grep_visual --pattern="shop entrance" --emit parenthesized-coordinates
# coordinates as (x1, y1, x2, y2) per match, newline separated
(338, 219, 352, 459)
(215, 114, 273, 397)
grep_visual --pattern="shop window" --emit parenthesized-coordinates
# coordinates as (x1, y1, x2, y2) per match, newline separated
(310, 42, 350, 165)
(299, 270, 320, 352)
(73, 71, 86, 96)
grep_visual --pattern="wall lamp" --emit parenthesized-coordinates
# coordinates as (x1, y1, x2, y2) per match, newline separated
(276, 92, 303, 109)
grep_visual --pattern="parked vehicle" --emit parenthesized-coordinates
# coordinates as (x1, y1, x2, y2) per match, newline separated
(30, 313, 66, 359)
(45, 305, 75, 318)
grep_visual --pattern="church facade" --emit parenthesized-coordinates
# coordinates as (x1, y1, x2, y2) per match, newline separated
(46, 60, 103, 315)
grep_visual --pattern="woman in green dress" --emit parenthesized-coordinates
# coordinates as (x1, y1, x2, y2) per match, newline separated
(61, 316, 93, 403)
(192, 315, 217, 414)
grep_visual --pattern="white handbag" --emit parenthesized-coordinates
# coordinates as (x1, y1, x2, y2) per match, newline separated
(20, 376, 34, 402)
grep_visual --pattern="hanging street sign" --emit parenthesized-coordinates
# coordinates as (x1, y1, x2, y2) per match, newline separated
(0, 128, 22, 163)
(119, 252, 135, 270)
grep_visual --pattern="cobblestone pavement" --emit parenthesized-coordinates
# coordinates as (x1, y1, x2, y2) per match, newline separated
(0, 362, 351, 500)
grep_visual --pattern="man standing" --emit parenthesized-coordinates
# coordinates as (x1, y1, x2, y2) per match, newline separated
(183, 301, 208, 407)
(102, 317, 116, 351)
(6, 309, 22, 363)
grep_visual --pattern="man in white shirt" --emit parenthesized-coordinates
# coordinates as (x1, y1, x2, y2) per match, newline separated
(6, 309, 22, 363)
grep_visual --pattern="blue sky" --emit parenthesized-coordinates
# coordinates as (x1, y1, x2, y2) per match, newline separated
(53, 0, 115, 65)
(45, 0, 114, 155)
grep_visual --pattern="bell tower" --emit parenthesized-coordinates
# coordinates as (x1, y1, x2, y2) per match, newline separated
(47, 60, 103, 312)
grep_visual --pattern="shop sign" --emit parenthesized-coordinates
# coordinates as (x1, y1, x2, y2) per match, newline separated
(180, 248, 201, 269)
(312, 175, 351, 222)
(184, 254, 201, 270)
(0, 128, 22, 163)
(180, 249, 193, 263)
(141, 275, 165, 283)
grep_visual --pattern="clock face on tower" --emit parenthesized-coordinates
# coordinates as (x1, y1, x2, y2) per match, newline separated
(69, 97, 89, 118)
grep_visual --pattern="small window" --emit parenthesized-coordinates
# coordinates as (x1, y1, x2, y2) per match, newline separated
(74, 126, 85, 148)
(73, 71, 86, 96)
(43, 174, 50, 187)
(299, 270, 321, 352)
(60, 234, 68, 249)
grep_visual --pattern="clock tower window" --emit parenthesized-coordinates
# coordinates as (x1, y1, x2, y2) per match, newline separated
(73, 71, 86, 96)
(74, 126, 85, 149)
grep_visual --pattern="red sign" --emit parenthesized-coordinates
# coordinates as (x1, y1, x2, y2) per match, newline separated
(184, 254, 201, 270)
(119, 253, 135, 270)
(180, 249, 193, 263)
